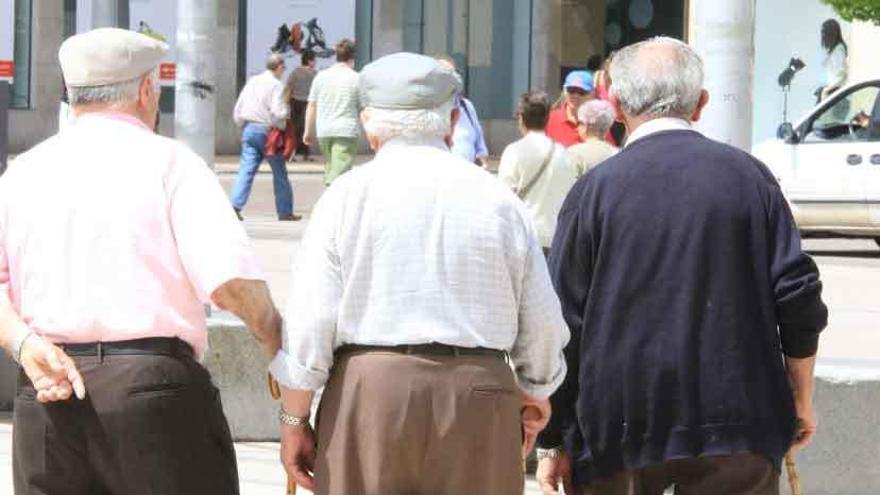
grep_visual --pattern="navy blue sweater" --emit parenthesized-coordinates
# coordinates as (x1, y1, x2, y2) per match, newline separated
(537, 130, 828, 485)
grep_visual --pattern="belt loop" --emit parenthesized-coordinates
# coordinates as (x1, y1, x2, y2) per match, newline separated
(97, 342, 103, 363)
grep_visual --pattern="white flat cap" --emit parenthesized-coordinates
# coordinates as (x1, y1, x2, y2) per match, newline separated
(360, 52, 462, 110)
(60, 27, 168, 87)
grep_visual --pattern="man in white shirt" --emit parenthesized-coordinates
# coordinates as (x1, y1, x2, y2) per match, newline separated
(270, 53, 569, 495)
(231, 54, 299, 221)
(498, 91, 578, 251)
(303, 39, 361, 185)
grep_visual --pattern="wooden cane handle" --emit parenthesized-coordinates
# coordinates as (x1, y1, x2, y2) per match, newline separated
(785, 451, 802, 495)
(268, 372, 281, 400)
(287, 479, 297, 494)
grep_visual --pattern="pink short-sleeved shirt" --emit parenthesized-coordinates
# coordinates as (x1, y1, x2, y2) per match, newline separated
(0, 113, 263, 358)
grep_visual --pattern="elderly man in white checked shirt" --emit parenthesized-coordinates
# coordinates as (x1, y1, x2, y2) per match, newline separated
(268, 52, 570, 495)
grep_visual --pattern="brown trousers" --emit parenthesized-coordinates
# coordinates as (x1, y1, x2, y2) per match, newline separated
(581, 454, 779, 495)
(314, 350, 524, 495)
(13, 352, 239, 495)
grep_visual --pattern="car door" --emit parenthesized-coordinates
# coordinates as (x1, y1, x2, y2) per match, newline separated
(788, 83, 880, 230)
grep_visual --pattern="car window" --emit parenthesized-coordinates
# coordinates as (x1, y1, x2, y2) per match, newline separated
(805, 85, 880, 143)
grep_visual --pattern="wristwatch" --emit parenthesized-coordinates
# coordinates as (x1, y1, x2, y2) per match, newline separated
(536, 447, 563, 460)
(278, 407, 310, 427)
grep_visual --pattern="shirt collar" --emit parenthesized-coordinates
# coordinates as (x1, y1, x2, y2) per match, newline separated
(74, 111, 151, 131)
(625, 117, 694, 148)
(376, 136, 449, 156)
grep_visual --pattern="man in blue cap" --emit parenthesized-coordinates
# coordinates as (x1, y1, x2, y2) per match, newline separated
(546, 70, 595, 147)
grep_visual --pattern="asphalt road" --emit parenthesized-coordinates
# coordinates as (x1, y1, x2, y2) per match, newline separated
(220, 171, 880, 363)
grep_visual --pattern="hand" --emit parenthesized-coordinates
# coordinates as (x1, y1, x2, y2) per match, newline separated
(19, 335, 86, 403)
(280, 422, 316, 490)
(791, 403, 817, 451)
(303, 132, 314, 146)
(537, 452, 575, 495)
(521, 395, 552, 458)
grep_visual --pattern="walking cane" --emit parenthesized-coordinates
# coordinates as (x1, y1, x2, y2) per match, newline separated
(785, 451, 802, 495)
(268, 373, 297, 495)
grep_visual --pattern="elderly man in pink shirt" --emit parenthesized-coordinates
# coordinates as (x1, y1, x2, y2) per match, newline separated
(0, 28, 280, 495)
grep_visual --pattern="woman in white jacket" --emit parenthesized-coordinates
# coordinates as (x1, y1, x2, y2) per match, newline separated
(818, 18, 848, 102)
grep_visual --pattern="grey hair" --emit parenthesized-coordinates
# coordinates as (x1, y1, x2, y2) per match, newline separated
(609, 37, 704, 119)
(266, 53, 285, 71)
(67, 68, 158, 107)
(362, 99, 456, 143)
(577, 100, 617, 136)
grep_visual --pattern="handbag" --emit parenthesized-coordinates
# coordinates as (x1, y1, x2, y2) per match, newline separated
(517, 142, 557, 200)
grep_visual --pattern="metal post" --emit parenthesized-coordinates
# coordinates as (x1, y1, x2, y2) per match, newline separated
(175, 0, 217, 169)
(688, 0, 757, 151)
(0, 80, 8, 175)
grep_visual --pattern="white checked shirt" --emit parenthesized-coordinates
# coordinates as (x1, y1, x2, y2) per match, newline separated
(269, 137, 569, 399)
(233, 70, 289, 129)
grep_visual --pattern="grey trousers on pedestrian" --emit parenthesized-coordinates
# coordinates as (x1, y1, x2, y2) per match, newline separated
(313, 349, 524, 495)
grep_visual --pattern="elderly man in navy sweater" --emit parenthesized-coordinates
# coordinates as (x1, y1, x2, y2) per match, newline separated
(536, 37, 828, 495)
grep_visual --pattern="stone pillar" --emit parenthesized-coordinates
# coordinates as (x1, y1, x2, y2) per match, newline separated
(531, 0, 562, 93)
(688, 0, 756, 151)
(175, 0, 217, 168)
(90, 0, 127, 28)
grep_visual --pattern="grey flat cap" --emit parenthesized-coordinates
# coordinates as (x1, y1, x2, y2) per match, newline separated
(360, 52, 462, 110)
(60, 27, 168, 87)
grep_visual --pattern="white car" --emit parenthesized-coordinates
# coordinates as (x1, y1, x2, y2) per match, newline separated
(752, 79, 880, 245)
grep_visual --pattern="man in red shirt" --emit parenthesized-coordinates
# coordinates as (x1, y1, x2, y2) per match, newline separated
(546, 70, 595, 147)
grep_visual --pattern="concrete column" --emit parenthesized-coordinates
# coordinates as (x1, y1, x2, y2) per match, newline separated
(90, 0, 128, 28)
(0, 80, 8, 175)
(175, 0, 217, 168)
(531, 0, 562, 93)
(688, 0, 756, 151)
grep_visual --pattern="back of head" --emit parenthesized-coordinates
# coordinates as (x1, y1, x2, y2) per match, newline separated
(266, 53, 285, 72)
(577, 99, 617, 136)
(360, 52, 461, 144)
(518, 91, 550, 131)
(301, 49, 316, 67)
(336, 39, 356, 63)
(609, 37, 703, 120)
(821, 19, 845, 52)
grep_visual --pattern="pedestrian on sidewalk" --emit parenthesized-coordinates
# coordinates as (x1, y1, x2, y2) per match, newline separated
(270, 52, 569, 495)
(536, 37, 829, 495)
(567, 99, 618, 178)
(283, 49, 317, 162)
(497, 91, 577, 254)
(303, 39, 361, 185)
(437, 57, 490, 168)
(231, 53, 300, 221)
(546, 70, 595, 148)
(0, 28, 283, 495)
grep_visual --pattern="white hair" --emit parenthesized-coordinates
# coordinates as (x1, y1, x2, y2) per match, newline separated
(609, 37, 704, 119)
(577, 99, 617, 136)
(67, 68, 159, 107)
(362, 99, 455, 143)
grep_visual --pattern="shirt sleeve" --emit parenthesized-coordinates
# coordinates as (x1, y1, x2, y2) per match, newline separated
(269, 183, 345, 391)
(233, 89, 245, 126)
(767, 184, 828, 357)
(509, 226, 569, 400)
(270, 82, 290, 128)
(537, 180, 594, 448)
(168, 146, 263, 303)
(497, 146, 521, 192)
(468, 100, 489, 158)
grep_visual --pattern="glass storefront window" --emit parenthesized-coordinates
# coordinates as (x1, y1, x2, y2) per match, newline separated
(11, 0, 32, 109)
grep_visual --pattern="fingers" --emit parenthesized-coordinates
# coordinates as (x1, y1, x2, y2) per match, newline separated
(562, 473, 575, 495)
(537, 472, 560, 495)
(63, 355, 87, 400)
(287, 458, 315, 490)
(791, 429, 815, 450)
(36, 381, 73, 403)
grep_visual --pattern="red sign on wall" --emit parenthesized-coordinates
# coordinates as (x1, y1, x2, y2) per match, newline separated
(159, 62, 176, 81)
(0, 60, 13, 79)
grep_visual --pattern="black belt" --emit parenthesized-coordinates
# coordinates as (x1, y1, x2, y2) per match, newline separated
(336, 343, 505, 359)
(61, 337, 193, 359)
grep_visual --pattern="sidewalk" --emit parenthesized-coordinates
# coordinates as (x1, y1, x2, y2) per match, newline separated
(212, 154, 500, 175)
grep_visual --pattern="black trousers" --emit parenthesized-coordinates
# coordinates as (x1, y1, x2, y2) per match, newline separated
(291, 98, 310, 158)
(13, 351, 239, 495)
(581, 454, 779, 495)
